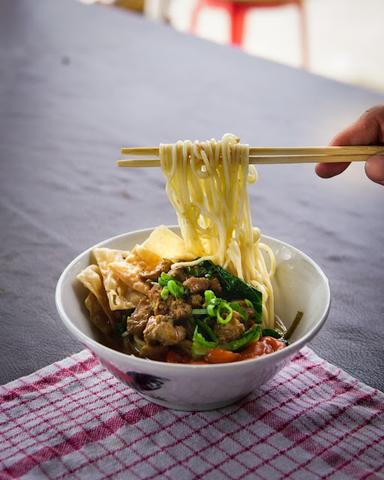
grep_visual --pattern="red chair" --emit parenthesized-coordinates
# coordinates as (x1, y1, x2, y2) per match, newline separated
(191, 0, 308, 68)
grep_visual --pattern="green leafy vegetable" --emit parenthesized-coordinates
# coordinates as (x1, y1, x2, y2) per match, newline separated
(115, 319, 127, 336)
(196, 318, 217, 342)
(114, 310, 132, 337)
(262, 328, 283, 339)
(114, 321, 127, 337)
(223, 325, 262, 351)
(188, 260, 262, 321)
(192, 325, 218, 356)
(187, 263, 213, 278)
(230, 302, 247, 320)
(192, 320, 262, 356)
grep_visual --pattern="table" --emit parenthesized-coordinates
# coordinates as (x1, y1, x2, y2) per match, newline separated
(0, 0, 383, 390)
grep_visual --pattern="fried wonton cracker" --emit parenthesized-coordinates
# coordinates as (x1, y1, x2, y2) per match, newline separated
(93, 248, 144, 311)
(135, 225, 193, 262)
(77, 264, 113, 321)
(109, 251, 151, 296)
(84, 293, 113, 336)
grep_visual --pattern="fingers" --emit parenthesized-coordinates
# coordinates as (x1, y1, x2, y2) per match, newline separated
(365, 155, 384, 185)
(316, 105, 384, 180)
(315, 162, 350, 178)
(330, 107, 383, 146)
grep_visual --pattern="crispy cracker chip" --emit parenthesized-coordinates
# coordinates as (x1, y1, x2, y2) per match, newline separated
(109, 252, 150, 296)
(84, 293, 112, 336)
(135, 225, 193, 262)
(133, 245, 162, 268)
(77, 265, 113, 321)
(93, 248, 144, 311)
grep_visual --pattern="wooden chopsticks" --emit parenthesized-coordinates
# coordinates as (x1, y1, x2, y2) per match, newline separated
(117, 145, 384, 168)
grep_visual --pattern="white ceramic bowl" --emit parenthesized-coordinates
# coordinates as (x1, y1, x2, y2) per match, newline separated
(56, 227, 330, 411)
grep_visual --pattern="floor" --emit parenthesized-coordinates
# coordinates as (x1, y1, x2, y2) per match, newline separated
(167, 0, 384, 94)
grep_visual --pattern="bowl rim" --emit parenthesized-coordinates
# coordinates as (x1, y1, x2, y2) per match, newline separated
(55, 226, 331, 370)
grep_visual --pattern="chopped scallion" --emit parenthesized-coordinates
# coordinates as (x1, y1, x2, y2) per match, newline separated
(160, 287, 169, 300)
(204, 290, 216, 303)
(158, 272, 173, 287)
(192, 308, 208, 316)
(167, 279, 185, 298)
(217, 302, 233, 325)
(244, 299, 253, 308)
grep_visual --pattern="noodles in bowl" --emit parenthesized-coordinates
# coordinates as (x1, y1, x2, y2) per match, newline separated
(76, 135, 292, 364)
(56, 132, 330, 409)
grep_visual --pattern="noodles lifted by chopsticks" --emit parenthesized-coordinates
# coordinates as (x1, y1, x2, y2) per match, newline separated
(159, 133, 276, 329)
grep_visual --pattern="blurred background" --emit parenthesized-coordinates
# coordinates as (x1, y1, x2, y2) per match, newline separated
(79, 0, 384, 93)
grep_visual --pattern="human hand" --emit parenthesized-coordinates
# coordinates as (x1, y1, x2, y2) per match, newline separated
(316, 105, 384, 186)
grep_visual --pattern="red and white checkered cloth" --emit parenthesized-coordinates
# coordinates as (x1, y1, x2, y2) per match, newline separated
(1, 347, 383, 480)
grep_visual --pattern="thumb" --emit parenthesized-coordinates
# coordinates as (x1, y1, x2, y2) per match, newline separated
(365, 155, 384, 185)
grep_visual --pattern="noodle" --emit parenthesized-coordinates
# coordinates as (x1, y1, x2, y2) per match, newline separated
(159, 134, 275, 329)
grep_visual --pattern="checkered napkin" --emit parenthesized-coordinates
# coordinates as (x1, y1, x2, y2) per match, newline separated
(1, 348, 383, 480)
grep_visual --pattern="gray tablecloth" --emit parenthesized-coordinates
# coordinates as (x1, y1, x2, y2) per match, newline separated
(0, 0, 383, 389)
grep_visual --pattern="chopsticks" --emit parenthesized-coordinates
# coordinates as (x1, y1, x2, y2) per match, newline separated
(117, 145, 384, 168)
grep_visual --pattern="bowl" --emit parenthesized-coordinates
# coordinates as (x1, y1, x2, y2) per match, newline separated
(55, 227, 330, 411)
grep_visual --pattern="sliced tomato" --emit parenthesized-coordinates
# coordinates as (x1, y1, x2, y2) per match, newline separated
(166, 351, 189, 364)
(205, 348, 241, 364)
(240, 336, 285, 360)
(263, 336, 286, 352)
(167, 337, 285, 364)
